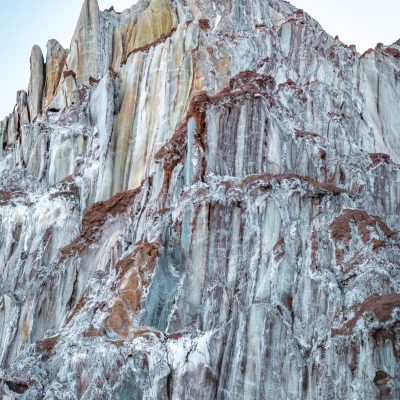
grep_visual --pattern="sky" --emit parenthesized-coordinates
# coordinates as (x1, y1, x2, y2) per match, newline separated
(0, 0, 399, 119)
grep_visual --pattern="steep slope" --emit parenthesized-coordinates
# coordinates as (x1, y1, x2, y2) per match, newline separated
(0, 0, 400, 399)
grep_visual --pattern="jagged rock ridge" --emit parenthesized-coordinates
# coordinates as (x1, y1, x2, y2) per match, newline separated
(0, 0, 400, 399)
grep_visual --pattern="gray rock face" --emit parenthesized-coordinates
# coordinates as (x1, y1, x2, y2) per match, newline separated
(67, 0, 104, 86)
(0, 0, 400, 399)
(27, 45, 45, 121)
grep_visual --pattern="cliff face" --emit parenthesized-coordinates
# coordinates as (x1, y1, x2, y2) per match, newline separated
(0, 0, 400, 399)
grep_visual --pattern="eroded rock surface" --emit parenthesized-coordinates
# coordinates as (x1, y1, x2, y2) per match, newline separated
(0, 0, 400, 399)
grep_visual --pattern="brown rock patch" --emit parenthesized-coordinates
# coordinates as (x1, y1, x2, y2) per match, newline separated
(330, 209, 398, 262)
(198, 19, 210, 30)
(295, 129, 318, 143)
(105, 242, 159, 336)
(383, 47, 400, 58)
(334, 294, 400, 335)
(82, 327, 106, 337)
(273, 237, 285, 262)
(368, 153, 391, 169)
(104, 6, 121, 14)
(0, 190, 25, 206)
(242, 173, 345, 196)
(63, 70, 76, 79)
(59, 188, 140, 260)
(4, 380, 30, 394)
(89, 76, 100, 85)
(34, 335, 60, 360)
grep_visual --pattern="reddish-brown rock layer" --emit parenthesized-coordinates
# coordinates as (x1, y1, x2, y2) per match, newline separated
(60, 188, 140, 259)
(330, 209, 398, 261)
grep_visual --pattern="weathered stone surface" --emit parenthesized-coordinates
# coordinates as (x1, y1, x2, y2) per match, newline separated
(43, 39, 68, 108)
(66, 0, 112, 86)
(0, 0, 400, 399)
(27, 45, 45, 121)
(122, 0, 177, 59)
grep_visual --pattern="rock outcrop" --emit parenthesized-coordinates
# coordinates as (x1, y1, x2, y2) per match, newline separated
(27, 45, 45, 121)
(43, 40, 69, 108)
(0, 0, 399, 399)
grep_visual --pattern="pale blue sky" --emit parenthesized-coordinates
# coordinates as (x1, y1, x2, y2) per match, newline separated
(0, 0, 399, 119)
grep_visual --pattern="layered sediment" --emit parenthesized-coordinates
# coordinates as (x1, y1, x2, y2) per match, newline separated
(0, 0, 400, 399)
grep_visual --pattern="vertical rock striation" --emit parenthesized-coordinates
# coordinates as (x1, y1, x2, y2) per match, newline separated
(43, 40, 69, 108)
(27, 45, 45, 120)
(0, 0, 400, 399)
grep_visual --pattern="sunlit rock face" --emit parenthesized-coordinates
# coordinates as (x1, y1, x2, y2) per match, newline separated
(1, 0, 400, 399)
(43, 40, 69, 108)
